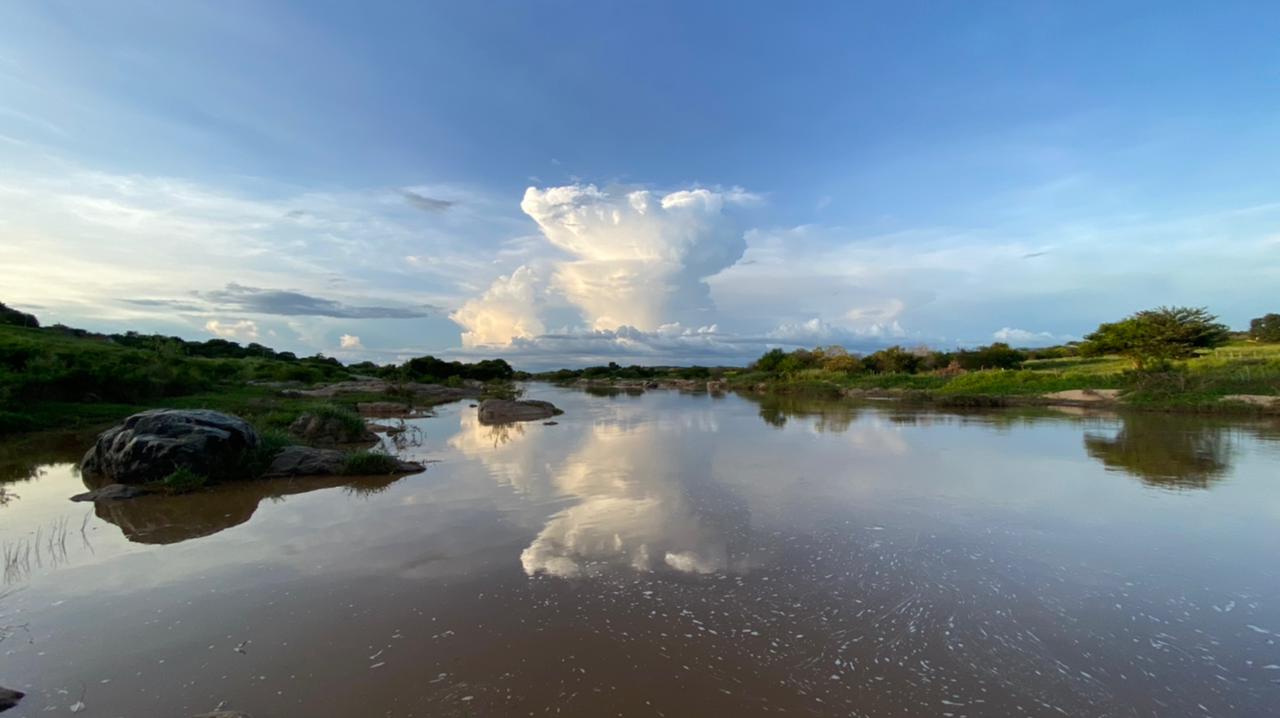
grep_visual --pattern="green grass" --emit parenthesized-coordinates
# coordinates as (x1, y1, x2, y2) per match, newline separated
(341, 450, 402, 475)
(155, 467, 208, 493)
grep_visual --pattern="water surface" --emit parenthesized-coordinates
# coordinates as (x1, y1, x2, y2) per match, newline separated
(2, 387, 1279, 716)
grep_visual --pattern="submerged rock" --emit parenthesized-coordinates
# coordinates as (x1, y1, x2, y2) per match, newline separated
(288, 413, 377, 446)
(70, 483, 153, 502)
(80, 409, 260, 485)
(0, 687, 23, 712)
(263, 446, 423, 478)
(477, 399, 564, 425)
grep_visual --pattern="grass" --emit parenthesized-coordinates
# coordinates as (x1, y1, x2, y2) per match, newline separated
(156, 467, 208, 493)
(341, 450, 403, 475)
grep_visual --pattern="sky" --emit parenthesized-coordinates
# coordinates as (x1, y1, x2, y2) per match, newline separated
(1, 1, 1278, 369)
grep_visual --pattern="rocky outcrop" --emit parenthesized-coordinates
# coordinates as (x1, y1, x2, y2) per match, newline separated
(0, 687, 23, 712)
(70, 483, 154, 502)
(80, 410, 260, 485)
(477, 399, 563, 424)
(288, 413, 377, 445)
(1042, 389, 1122, 405)
(263, 446, 423, 478)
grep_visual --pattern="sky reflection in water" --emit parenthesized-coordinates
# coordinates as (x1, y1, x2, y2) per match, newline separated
(1, 387, 1279, 716)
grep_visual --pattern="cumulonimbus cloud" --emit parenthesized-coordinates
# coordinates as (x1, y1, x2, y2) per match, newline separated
(451, 184, 751, 347)
(523, 185, 749, 331)
(450, 266, 545, 347)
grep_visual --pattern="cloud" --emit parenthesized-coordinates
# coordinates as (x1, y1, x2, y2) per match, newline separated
(204, 319, 259, 340)
(400, 189, 456, 213)
(992, 327, 1076, 345)
(767, 317, 906, 343)
(339, 334, 363, 349)
(450, 266, 545, 347)
(518, 184, 750, 331)
(200, 283, 437, 318)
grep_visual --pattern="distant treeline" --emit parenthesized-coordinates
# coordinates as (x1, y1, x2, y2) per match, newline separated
(535, 362, 726, 383)
(0, 303, 515, 433)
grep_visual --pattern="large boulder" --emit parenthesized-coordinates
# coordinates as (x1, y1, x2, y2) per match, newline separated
(477, 399, 563, 425)
(288, 413, 377, 445)
(80, 410, 260, 485)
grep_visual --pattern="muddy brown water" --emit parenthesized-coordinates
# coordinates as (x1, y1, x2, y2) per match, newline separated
(2, 387, 1279, 717)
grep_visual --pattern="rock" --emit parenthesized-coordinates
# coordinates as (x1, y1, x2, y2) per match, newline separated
(1042, 389, 1122, 404)
(192, 711, 251, 718)
(477, 399, 563, 424)
(70, 483, 153, 502)
(263, 446, 348, 477)
(0, 687, 22, 712)
(1222, 394, 1280, 409)
(288, 413, 378, 446)
(263, 446, 423, 478)
(542, 421, 559, 426)
(80, 409, 260, 485)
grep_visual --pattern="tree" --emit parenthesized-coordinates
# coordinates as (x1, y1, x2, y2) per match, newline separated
(955, 342, 1025, 370)
(751, 348, 788, 373)
(0, 302, 39, 328)
(1249, 313, 1280, 343)
(1081, 306, 1230, 370)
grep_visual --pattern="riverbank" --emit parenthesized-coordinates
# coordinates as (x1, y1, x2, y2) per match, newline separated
(555, 343, 1280, 416)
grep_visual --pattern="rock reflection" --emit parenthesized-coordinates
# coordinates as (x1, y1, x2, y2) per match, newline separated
(1084, 414, 1235, 489)
(89, 474, 407, 544)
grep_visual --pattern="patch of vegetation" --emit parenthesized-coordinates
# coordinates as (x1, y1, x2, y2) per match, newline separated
(341, 450, 402, 475)
(481, 381, 525, 401)
(1250, 313, 1280, 343)
(303, 404, 367, 435)
(241, 428, 294, 476)
(722, 306, 1276, 414)
(0, 302, 38, 328)
(156, 467, 208, 493)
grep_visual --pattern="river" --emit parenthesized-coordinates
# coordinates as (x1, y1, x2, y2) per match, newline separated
(1, 386, 1279, 716)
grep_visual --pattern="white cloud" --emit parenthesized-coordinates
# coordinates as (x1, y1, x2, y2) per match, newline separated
(448, 183, 752, 354)
(992, 327, 1075, 345)
(339, 333, 363, 349)
(450, 266, 546, 347)
(766, 317, 906, 344)
(518, 184, 749, 331)
(204, 319, 259, 340)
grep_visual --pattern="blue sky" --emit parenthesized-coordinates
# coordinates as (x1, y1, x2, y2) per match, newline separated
(2, 1, 1277, 368)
